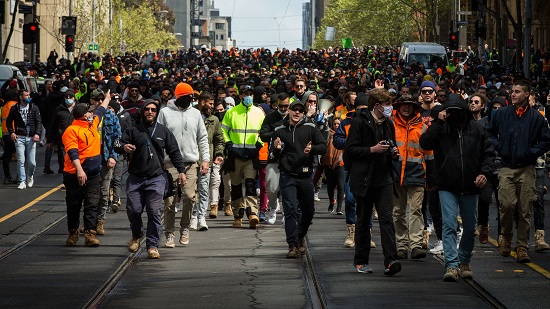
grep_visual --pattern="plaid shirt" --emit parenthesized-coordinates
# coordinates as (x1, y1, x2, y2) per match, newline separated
(99, 109, 122, 162)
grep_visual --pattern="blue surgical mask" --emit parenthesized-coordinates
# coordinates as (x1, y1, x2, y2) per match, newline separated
(382, 105, 393, 118)
(491, 109, 498, 118)
(243, 96, 253, 107)
(65, 99, 74, 105)
(24, 98, 31, 104)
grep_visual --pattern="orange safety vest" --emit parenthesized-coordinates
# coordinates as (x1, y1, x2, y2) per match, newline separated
(62, 116, 102, 175)
(1, 100, 17, 135)
(393, 112, 433, 186)
(543, 59, 550, 72)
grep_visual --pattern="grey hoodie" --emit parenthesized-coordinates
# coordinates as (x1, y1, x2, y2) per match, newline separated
(157, 99, 210, 163)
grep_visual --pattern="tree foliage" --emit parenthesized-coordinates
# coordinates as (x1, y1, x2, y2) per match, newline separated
(314, 0, 453, 48)
(71, 0, 179, 55)
(314, 0, 417, 48)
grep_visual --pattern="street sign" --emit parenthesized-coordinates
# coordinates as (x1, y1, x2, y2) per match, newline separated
(18, 4, 32, 15)
(88, 42, 98, 51)
(61, 16, 77, 35)
(456, 20, 468, 26)
(457, 11, 473, 15)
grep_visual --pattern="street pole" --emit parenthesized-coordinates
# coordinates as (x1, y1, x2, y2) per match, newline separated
(68, 0, 73, 62)
(31, 0, 36, 63)
(311, 0, 316, 48)
(92, 0, 95, 51)
(523, 0, 532, 79)
(109, 0, 112, 55)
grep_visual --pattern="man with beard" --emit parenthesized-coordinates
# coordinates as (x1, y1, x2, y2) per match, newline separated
(194, 92, 225, 220)
(334, 91, 357, 120)
(159, 86, 173, 108)
(116, 100, 186, 259)
(420, 94, 494, 281)
(121, 81, 144, 122)
(290, 79, 307, 103)
(419, 80, 444, 254)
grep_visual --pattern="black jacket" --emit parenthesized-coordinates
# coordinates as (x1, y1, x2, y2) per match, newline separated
(7, 102, 42, 137)
(260, 110, 287, 163)
(115, 103, 185, 178)
(486, 104, 550, 169)
(345, 110, 395, 198)
(47, 103, 73, 143)
(420, 107, 495, 195)
(273, 116, 327, 176)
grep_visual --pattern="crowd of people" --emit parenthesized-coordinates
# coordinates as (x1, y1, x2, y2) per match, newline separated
(2, 45, 550, 280)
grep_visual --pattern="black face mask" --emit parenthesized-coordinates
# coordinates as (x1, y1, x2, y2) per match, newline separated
(446, 110, 467, 127)
(175, 96, 191, 109)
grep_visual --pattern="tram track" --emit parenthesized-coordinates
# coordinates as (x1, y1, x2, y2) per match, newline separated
(303, 236, 327, 309)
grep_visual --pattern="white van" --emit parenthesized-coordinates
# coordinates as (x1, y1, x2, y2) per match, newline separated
(399, 42, 448, 72)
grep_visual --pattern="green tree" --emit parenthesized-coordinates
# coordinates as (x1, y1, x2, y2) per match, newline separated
(314, 0, 417, 49)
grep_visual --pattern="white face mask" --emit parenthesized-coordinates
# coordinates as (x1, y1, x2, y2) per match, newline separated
(382, 105, 393, 118)
(277, 109, 288, 116)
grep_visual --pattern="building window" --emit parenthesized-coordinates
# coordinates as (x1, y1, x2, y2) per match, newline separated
(215, 23, 224, 30)
(216, 34, 219, 40)
(220, 35, 224, 40)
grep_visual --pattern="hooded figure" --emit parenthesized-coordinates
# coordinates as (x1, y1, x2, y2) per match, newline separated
(114, 100, 186, 259)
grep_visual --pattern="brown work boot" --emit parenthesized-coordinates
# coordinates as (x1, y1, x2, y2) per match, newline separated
(286, 246, 299, 259)
(516, 247, 531, 263)
(148, 247, 160, 259)
(370, 229, 376, 248)
(128, 236, 140, 253)
(248, 214, 259, 229)
(232, 218, 243, 228)
(344, 224, 355, 248)
(478, 225, 489, 244)
(459, 263, 473, 279)
(96, 219, 105, 235)
(209, 204, 218, 219)
(298, 237, 307, 255)
(535, 230, 550, 252)
(84, 231, 100, 247)
(66, 229, 79, 246)
(499, 235, 511, 257)
(422, 229, 430, 250)
(224, 202, 233, 216)
(79, 226, 96, 235)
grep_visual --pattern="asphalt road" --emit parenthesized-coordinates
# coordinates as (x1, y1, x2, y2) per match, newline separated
(1, 145, 550, 308)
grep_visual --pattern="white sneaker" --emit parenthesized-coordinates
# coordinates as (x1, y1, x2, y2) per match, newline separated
(189, 216, 198, 230)
(314, 192, 320, 201)
(179, 228, 190, 245)
(17, 182, 26, 190)
(430, 240, 444, 254)
(198, 217, 208, 231)
(165, 233, 175, 248)
(267, 208, 277, 225)
(27, 176, 34, 188)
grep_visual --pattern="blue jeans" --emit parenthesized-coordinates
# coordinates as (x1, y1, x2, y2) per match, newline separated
(126, 174, 165, 249)
(344, 170, 356, 224)
(193, 168, 211, 219)
(439, 190, 478, 269)
(16, 136, 37, 184)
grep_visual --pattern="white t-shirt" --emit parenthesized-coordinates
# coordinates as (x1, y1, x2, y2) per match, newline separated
(19, 104, 30, 135)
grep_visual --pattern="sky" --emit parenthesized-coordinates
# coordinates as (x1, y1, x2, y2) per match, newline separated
(214, 0, 305, 50)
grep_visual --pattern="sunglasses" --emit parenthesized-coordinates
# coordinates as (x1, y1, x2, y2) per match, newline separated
(144, 107, 157, 112)
(307, 99, 317, 103)
(421, 89, 435, 95)
(470, 100, 481, 105)
(438, 94, 446, 97)
(290, 108, 304, 113)
(130, 89, 139, 93)
(278, 104, 289, 109)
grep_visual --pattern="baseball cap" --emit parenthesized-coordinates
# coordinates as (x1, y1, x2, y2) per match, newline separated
(289, 100, 305, 109)
(240, 85, 253, 94)
(65, 89, 75, 97)
(174, 82, 194, 99)
(91, 89, 105, 100)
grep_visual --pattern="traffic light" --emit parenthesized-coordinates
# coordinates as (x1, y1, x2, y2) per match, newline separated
(449, 31, 459, 50)
(65, 35, 74, 52)
(23, 23, 39, 44)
